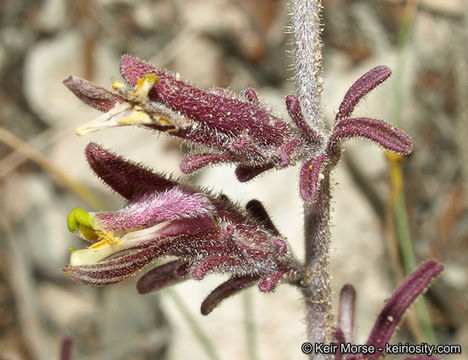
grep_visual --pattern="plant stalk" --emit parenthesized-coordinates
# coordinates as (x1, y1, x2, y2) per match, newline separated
(291, 0, 325, 134)
(302, 174, 333, 359)
(292, 0, 333, 356)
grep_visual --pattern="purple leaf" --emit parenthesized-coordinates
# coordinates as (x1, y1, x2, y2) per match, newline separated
(63, 76, 125, 113)
(365, 260, 443, 360)
(201, 275, 260, 315)
(86, 142, 176, 200)
(329, 117, 413, 155)
(337, 66, 392, 120)
(137, 259, 190, 294)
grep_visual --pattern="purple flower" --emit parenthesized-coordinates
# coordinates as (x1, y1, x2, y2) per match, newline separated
(64, 58, 413, 198)
(64, 55, 306, 182)
(65, 143, 295, 314)
(333, 260, 443, 360)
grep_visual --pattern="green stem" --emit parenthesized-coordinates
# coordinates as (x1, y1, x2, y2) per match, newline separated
(394, 193, 437, 345)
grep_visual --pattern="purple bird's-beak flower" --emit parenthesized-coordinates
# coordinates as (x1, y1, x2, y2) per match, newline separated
(64, 55, 307, 182)
(65, 143, 295, 314)
(64, 57, 413, 198)
(332, 260, 444, 360)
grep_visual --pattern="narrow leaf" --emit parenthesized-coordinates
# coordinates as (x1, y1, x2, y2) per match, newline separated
(337, 66, 392, 120)
(201, 275, 260, 315)
(329, 117, 413, 155)
(365, 260, 443, 360)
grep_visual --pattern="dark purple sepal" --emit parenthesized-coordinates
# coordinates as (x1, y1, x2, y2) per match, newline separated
(337, 66, 392, 121)
(137, 259, 190, 294)
(299, 154, 327, 203)
(365, 260, 443, 360)
(86, 142, 176, 200)
(200, 275, 260, 315)
(329, 117, 413, 155)
(63, 76, 125, 112)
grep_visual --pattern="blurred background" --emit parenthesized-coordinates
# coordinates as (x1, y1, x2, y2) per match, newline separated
(0, 0, 466, 359)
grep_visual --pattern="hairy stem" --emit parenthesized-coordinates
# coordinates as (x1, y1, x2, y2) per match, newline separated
(302, 173, 333, 359)
(291, 0, 325, 133)
(293, 0, 332, 356)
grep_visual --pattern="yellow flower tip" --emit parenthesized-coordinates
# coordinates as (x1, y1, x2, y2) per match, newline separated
(112, 78, 125, 90)
(132, 73, 159, 101)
